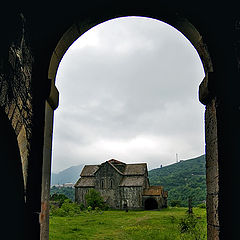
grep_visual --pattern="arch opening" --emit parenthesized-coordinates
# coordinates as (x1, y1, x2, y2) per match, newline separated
(144, 198, 158, 210)
(51, 16, 206, 172)
(43, 14, 213, 240)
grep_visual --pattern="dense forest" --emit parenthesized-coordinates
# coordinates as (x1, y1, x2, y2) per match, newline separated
(148, 155, 206, 206)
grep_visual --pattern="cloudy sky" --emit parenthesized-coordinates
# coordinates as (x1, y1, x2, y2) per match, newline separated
(51, 16, 205, 173)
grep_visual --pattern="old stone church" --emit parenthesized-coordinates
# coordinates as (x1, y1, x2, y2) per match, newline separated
(75, 159, 168, 210)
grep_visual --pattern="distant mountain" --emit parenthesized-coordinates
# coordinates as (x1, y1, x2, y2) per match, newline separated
(51, 164, 84, 185)
(148, 155, 206, 206)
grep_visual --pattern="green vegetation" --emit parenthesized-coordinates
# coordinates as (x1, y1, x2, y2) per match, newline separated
(50, 186, 75, 201)
(179, 212, 206, 240)
(50, 193, 69, 207)
(49, 207, 207, 240)
(85, 188, 106, 210)
(50, 199, 82, 217)
(149, 155, 206, 206)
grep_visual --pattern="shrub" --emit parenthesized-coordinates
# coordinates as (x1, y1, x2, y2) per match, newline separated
(88, 206, 93, 211)
(85, 189, 105, 210)
(50, 193, 70, 207)
(79, 203, 85, 211)
(170, 200, 182, 207)
(179, 213, 206, 240)
(50, 199, 81, 217)
(197, 202, 206, 208)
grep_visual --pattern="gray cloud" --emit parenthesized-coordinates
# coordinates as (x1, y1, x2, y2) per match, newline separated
(52, 17, 205, 172)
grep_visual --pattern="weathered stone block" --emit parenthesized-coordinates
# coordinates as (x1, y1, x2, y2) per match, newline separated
(207, 224, 220, 240)
(205, 99, 217, 144)
(207, 193, 219, 226)
(206, 139, 218, 168)
(15, 120, 23, 136)
(206, 176, 219, 195)
(7, 102, 16, 120)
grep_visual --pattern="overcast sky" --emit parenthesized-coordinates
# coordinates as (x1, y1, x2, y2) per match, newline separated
(51, 16, 205, 173)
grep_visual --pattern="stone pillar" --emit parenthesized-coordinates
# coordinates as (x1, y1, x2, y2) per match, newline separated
(40, 80, 59, 240)
(199, 74, 219, 240)
(205, 98, 219, 239)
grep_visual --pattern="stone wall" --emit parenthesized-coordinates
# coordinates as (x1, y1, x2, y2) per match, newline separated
(75, 187, 93, 206)
(95, 163, 123, 208)
(119, 186, 143, 209)
(0, 14, 33, 191)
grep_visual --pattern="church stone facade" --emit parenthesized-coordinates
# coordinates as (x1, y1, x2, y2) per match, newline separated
(75, 159, 168, 210)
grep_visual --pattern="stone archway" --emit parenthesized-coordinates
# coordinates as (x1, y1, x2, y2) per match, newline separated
(144, 198, 158, 210)
(41, 14, 216, 240)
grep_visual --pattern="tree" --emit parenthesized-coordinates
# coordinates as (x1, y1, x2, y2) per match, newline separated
(50, 193, 70, 207)
(85, 189, 104, 210)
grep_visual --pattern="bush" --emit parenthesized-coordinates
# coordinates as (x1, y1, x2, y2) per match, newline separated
(87, 206, 92, 212)
(85, 189, 105, 210)
(179, 213, 206, 240)
(79, 203, 85, 211)
(170, 200, 182, 207)
(50, 193, 70, 207)
(197, 202, 206, 208)
(50, 199, 81, 217)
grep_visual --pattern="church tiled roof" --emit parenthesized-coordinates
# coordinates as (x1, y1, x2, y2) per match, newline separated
(79, 160, 147, 177)
(74, 177, 95, 187)
(142, 186, 164, 196)
(119, 176, 145, 187)
(123, 163, 147, 176)
(80, 165, 99, 177)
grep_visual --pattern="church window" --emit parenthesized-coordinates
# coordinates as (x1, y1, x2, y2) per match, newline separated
(101, 179, 104, 189)
(109, 179, 113, 189)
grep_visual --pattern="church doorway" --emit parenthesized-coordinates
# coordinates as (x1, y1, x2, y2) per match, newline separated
(144, 198, 158, 210)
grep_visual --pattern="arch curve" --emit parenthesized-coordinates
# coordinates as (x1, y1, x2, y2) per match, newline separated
(48, 15, 212, 91)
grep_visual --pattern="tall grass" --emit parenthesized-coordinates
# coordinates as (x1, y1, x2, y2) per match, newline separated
(49, 207, 206, 240)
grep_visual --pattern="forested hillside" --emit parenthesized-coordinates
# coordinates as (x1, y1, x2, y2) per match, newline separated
(50, 186, 75, 201)
(148, 155, 206, 206)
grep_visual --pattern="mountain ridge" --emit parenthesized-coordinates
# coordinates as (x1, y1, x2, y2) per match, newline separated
(51, 164, 84, 185)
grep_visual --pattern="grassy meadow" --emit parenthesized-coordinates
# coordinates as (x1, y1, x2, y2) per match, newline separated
(49, 207, 207, 240)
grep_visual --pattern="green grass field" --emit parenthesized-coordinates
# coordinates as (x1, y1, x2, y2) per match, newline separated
(49, 207, 207, 240)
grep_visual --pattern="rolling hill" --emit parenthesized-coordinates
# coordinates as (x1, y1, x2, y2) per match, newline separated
(148, 155, 206, 206)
